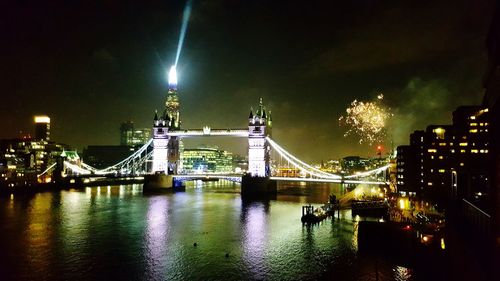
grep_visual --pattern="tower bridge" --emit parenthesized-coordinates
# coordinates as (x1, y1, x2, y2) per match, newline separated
(49, 65, 390, 194)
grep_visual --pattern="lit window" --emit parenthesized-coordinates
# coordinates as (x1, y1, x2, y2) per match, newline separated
(439, 143, 446, 146)
(431, 156, 434, 159)
(427, 149, 437, 153)
(459, 143, 468, 146)
(460, 163, 464, 166)
(469, 129, 477, 133)
(471, 149, 478, 153)
(470, 116, 476, 120)
(428, 182, 433, 186)
(460, 150, 466, 153)
(470, 122, 477, 126)
(451, 149, 455, 153)
(439, 156, 444, 159)
(439, 169, 445, 173)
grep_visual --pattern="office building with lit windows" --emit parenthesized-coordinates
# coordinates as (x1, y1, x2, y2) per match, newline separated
(120, 121, 151, 146)
(397, 106, 490, 204)
(180, 147, 233, 173)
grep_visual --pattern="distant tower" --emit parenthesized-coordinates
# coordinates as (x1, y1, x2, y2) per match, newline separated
(248, 98, 272, 177)
(152, 65, 181, 174)
(166, 66, 181, 129)
(34, 115, 51, 141)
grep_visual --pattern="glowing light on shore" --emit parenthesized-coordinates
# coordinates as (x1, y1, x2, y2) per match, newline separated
(339, 93, 392, 144)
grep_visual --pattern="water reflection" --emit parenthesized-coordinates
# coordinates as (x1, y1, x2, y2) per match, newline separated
(0, 182, 416, 281)
(241, 200, 270, 278)
(145, 196, 170, 279)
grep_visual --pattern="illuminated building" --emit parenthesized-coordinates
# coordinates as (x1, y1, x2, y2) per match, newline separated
(120, 121, 151, 146)
(1, 116, 68, 186)
(396, 106, 490, 203)
(482, 2, 500, 250)
(166, 66, 181, 129)
(341, 156, 370, 173)
(34, 115, 50, 141)
(180, 147, 233, 173)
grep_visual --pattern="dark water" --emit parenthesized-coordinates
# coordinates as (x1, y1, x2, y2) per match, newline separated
(0, 182, 414, 280)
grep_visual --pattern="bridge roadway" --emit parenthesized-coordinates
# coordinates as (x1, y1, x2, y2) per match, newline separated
(165, 128, 249, 137)
(68, 173, 387, 186)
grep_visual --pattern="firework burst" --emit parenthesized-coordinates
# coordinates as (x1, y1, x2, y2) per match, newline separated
(339, 94, 392, 144)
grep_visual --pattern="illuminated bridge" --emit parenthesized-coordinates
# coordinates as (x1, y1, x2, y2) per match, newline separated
(38, 67, 390, 191)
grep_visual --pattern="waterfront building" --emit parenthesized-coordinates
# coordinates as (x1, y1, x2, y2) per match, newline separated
(180, 147, 233, 173)
(396, 106, 490, 203)
(0, 116, 69, 186)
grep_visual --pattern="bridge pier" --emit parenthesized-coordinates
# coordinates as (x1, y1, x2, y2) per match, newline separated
(143, 173, 185, 193)
(241, 174, 277, 199)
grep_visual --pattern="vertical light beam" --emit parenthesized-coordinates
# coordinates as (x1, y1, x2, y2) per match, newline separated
(175, 0, 192, 67)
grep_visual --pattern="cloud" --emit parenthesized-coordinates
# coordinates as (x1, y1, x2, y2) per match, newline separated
(390, 78, 458, 145)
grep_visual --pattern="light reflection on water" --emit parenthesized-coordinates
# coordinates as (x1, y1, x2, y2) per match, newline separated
(0, 182, 415, 281)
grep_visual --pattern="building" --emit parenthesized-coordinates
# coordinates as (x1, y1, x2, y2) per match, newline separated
(34, 115, 50, 141)
(341, 156, 369, 174)
(482, 0, 500, 250)
(120, 121, 151, 146)
(396, 106, 490, 203)
(180, 147, 233, 173)
(0, 116, 68, 186)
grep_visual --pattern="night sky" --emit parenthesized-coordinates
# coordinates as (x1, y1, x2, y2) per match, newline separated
(1, 0, 496, 161)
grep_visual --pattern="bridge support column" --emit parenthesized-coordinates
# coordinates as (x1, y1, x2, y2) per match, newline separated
(241, 174, 277, 199)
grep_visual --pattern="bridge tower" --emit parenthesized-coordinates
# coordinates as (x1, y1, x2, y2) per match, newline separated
(242, 98, 276, 198)
(152, 110, 169, 173)
(247, 98, 272, 177)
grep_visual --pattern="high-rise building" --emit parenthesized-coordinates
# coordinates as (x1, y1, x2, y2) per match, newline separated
(396, 106, 490, 203)
(166, 66, 181, 129)
(120, 121, 151, 146)
(34, 115, 50, 141)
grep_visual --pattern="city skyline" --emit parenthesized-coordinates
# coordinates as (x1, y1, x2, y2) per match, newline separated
(1, 0, 496, 161)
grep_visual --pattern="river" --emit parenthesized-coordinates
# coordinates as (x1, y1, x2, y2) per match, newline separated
(0, 181, 415, 280)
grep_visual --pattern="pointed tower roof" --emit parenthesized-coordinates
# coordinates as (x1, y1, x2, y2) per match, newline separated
(154, 110, 158, 121)
(249, 107, 254, 118)
(262, 107, 267, 119)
